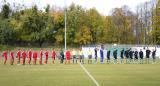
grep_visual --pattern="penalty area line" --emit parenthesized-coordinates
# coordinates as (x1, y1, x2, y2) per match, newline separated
(79, 63, 100, 86)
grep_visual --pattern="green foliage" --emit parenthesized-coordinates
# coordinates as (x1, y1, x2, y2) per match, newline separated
(74, 26, 92, 45)
(0, 2, 158, 46)
(0, 4, 11, 19)
(151, 2, 160, 44)
(0, 20, 16, 45)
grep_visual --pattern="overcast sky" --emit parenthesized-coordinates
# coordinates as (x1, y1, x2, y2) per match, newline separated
(3, 0, 152, 15)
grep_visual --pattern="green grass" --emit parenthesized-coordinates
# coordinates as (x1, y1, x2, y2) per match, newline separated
(0, 59, 160, 86)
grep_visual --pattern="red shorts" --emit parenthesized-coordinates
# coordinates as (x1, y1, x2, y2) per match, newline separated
(66, 57, 70, 60)
(4, 57, 7, 60)
(40, 57, 42, 61)
(52, 57, 55, 60)
(45, 57, 48, 60)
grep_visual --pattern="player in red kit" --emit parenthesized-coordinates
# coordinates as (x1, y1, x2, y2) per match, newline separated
(33, 51, 38, 65)
(65, 50, 71, 64)
(17, 49, 21, 65)
(3, 50, 8, 65)
(52, 49, 56, 64)
(39, 49, 43, 65)
(44, 50, 49, 64)
(22, 50, 27, 65)
(10, 51, 14, 65)
(28, 49, 32, 65)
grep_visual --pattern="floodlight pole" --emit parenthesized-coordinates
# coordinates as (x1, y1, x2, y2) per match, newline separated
(64, 0, 67, 52)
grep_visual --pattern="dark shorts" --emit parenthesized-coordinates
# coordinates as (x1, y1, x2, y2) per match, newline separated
(52, 57, 55, 60)
(152, 56, 156, 59)
(146, 56, 150, 58)
(88, 55, 92, 59)
(107, 57, 110, 60)
(80, 55, 84, 59)
(140, 58, 143, 59)
(73, 55, 76, 59)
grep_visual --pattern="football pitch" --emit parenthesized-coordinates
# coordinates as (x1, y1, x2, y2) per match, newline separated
(0, 60, 160, 86)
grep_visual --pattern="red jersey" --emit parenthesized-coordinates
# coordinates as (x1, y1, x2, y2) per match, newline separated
(33, 52, 38, 59)
(10, 51, 14, 59)
(45, 51, 49, 57)
(22, 51, 27, 59)
(17, 51, 21, 59)
(52, 51, 56, 58)
(28, 51, 32, 58)
(3, 51, 7, 59)
(66, 51, 71, 60)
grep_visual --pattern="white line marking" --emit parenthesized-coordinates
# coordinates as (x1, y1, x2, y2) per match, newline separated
(79, 63, 100, 86)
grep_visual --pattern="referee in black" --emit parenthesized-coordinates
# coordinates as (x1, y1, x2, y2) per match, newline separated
(134, 49, 138, 64)
(146, 48, 151, 64)
(139, 49, 144, 64)
(107, 49, 111, 64)
(120, 48, 124, 64)
(113, 48, 118, 64)
(152, 47, 156, 64)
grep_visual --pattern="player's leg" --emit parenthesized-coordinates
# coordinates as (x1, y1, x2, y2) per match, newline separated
(65, 57, 67, 64)
(72, 55, 74, 64)
(100, 57, 102, 64)
(33, 58, 36, 65)
(114, 58, 117, 64)
(90, 55, 92, 64)
(153, 56, 156, 64)
(24, 58, 26, 65)
(120, 58, 122, 64)
(10, 58, 13, 65)
(69, 58, 71, 64)
(3, 57, 7, 65)
(52, 57, 54, 64)
(79, 55, 82, 63)
(17, 57, 20, 65)
(22, 58, 24, 65)
(95, 55, 97, 63)
(44, 57, 47, 64)
(88, 55, 89, 64)
(76, 56, 78, 64)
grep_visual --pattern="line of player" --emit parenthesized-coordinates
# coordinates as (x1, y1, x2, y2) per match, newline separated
(95, 47, 157, 64)
(1, 49, 56, 65)
(1, 47, 157, 65)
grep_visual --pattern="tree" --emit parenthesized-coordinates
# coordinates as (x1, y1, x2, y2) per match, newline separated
(86, 8, 104, 44)
(74, 26, 92, 45)
(152, 0, 160, 44)
(51, 8, 64, 45)
(0, 3, 16, 45)
(0, 3, 11, 19)
(110, 6, 135, 44)
(0, 20, 16, 45)
(19, 5, 54, 47)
